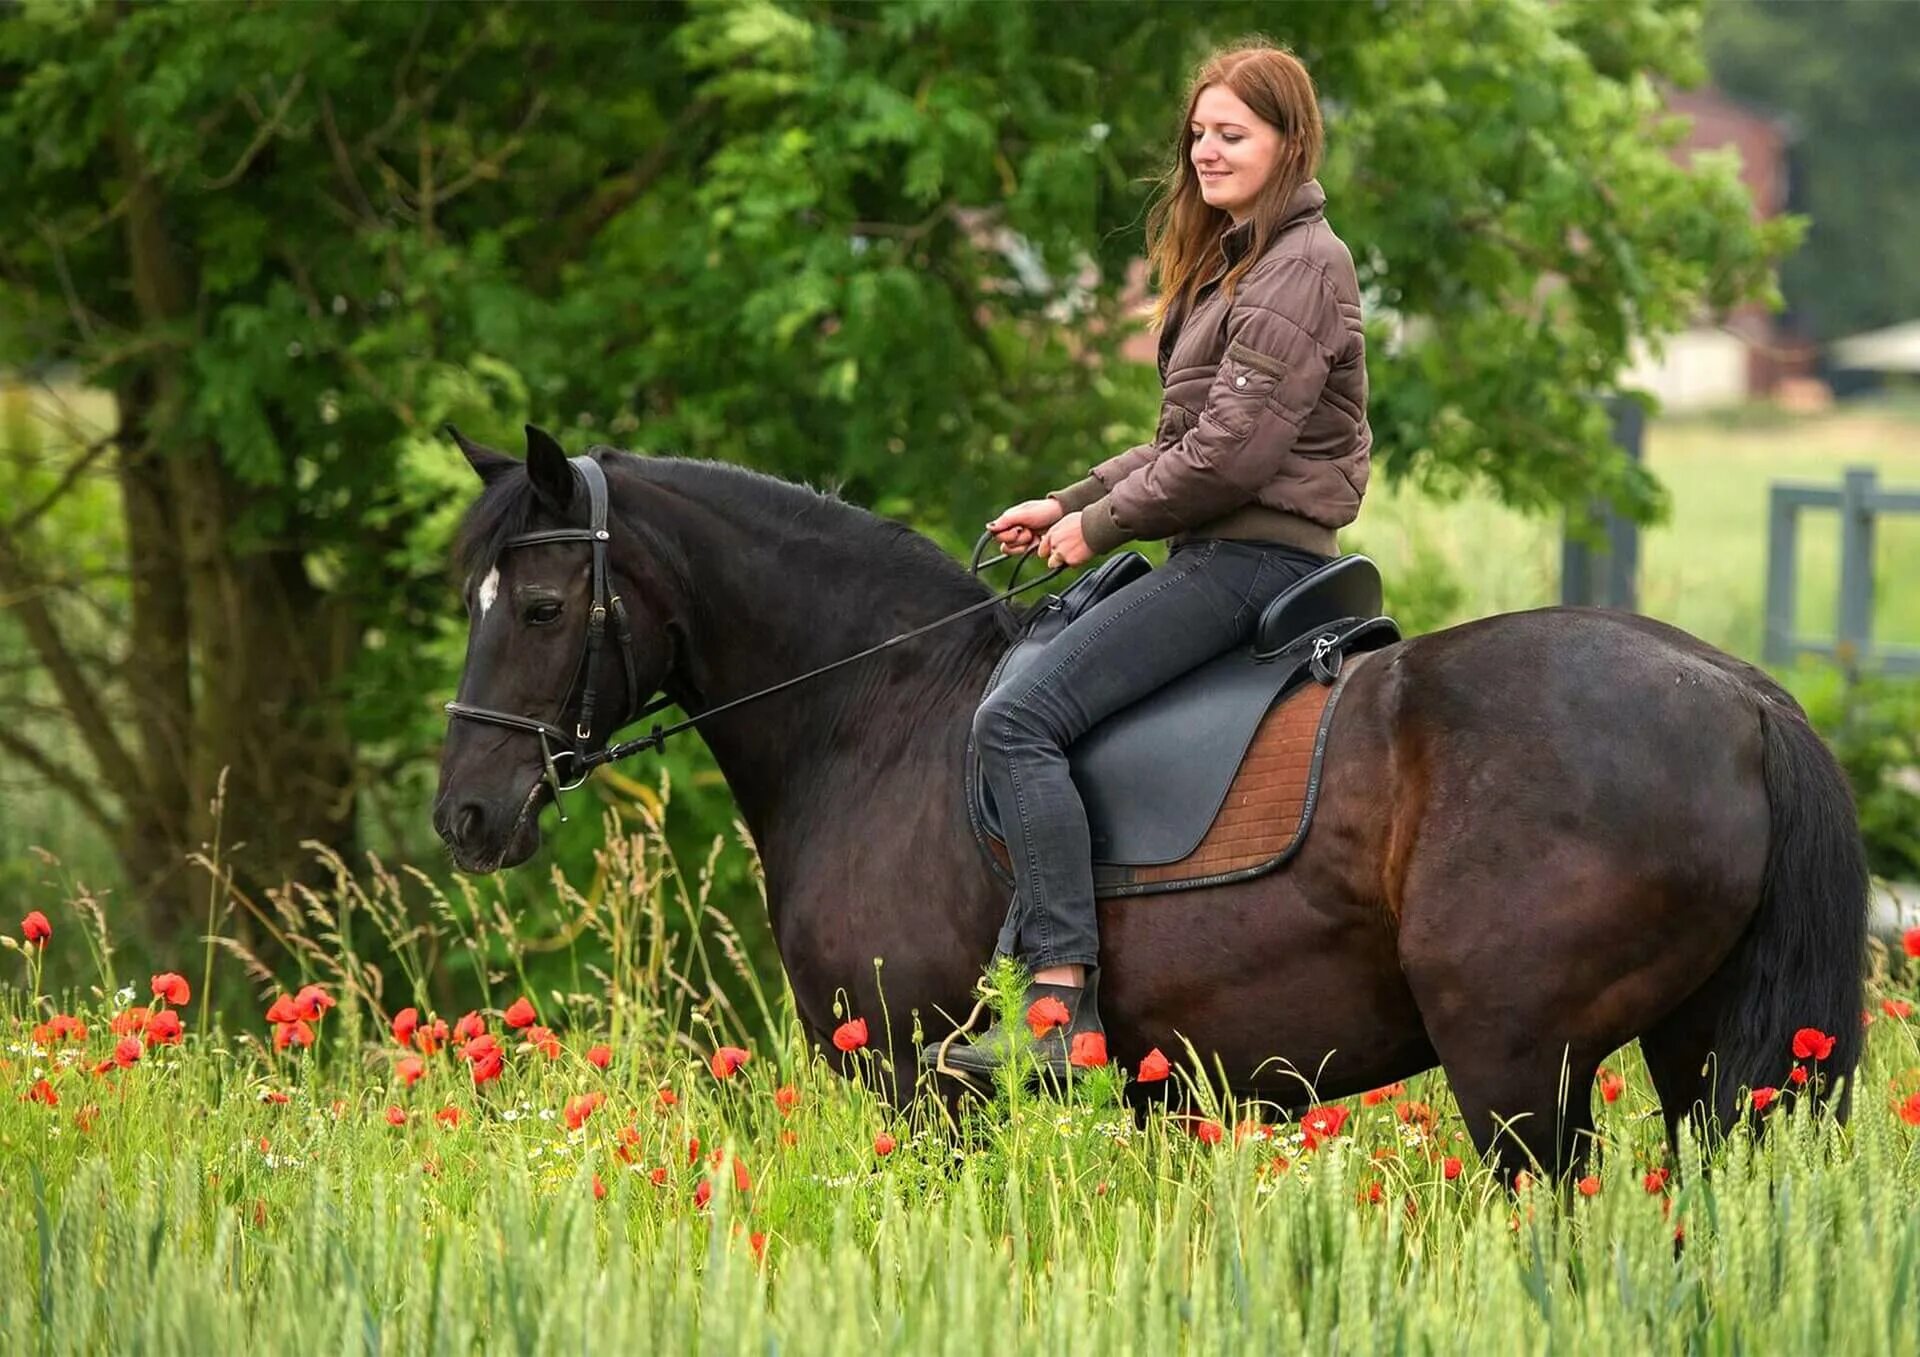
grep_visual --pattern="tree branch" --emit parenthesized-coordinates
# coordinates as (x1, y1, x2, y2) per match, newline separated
(198, 71, 309, 191)
(6, 433, 117, 536)
(0, 725, 121, 841)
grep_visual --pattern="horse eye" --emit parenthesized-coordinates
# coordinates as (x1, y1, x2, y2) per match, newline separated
(525, 600, 563, 625)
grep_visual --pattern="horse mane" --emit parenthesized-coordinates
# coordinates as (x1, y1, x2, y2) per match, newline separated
(453, 447, 1022, 638)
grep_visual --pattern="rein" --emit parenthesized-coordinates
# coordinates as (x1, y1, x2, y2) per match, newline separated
(446, 455, 1065, 820)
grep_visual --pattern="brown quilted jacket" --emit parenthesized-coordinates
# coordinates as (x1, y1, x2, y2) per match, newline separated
(1049, 179, 1370, 556)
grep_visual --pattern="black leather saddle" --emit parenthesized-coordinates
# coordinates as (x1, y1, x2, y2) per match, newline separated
(967, 552, 1400, 867)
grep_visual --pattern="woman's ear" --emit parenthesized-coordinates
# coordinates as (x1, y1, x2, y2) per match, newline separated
(525, 424, 575, 513)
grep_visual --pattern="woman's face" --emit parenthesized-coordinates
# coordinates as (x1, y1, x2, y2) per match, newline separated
(1189, 84, 1282, 224)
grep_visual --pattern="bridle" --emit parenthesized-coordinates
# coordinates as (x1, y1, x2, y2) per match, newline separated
(444, 456, 647, 818)
(445, 453, 1065, 821)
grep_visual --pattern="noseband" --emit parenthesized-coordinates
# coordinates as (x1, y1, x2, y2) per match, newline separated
(444, 455, 650, 819)
(445, 451, 1067, 824)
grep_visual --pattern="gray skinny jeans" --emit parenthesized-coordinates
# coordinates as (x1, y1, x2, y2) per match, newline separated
(974, 537, 1333, 971)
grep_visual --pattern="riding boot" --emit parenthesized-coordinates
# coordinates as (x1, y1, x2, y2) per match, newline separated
(919, 968, 1106, 1082)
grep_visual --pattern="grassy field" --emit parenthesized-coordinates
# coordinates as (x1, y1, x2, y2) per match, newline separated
(1353, 401, 1920, 656)
(3, 818, 1920, 1354)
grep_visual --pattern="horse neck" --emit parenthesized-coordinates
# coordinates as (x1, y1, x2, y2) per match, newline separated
(623, 467, 1009, 869)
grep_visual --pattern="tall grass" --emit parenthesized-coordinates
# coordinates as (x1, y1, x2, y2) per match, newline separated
(4, 803, 1919, 1354)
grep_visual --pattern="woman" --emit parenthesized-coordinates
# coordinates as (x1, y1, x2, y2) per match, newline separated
(925, 42, 1373, 1080)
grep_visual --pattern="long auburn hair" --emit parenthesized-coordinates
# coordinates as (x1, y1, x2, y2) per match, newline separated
(1146, 42, 1325, 328)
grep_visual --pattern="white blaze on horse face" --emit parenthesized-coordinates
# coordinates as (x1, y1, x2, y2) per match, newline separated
(478, 566, 500, 619)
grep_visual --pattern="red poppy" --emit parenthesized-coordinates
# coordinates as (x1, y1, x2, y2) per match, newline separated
(144, 1009, 184, 1047)
(710, 1046, 751, 1080)
(20, 910, 51, 945)
(586, 1044, 612, 1069)
(1576, 1175, 1601, 1197)
(293, 985, 334, 1022)
(385, 1105, 407, 1126)
(1442, 1156, 1463, 1181)
(110, 1006, 150, 1037)
(503, 996, 537, 1030)
(1643, 1167, 1671, 1194)
(874, 1131, 897, 1156)
(1136, 1048, 1171, 1082)
(1025, 996, 1071, 1037)
(274, 1020, 315, 1051)
(1789, 1065, 1809, 1086)
(649, 1166, 670, 1186)
(1362, 1181, 1385, 1205)
(522, 1026, 561, 1059)
(34, 1014, 86, 1045)
(688, 1135, 701, 1164)
(417, 1019, 449, 1055)
(1193, 1119, 1225, 1146)
(774, 1084, 800, 1116)
(1300, 1105, 1350, 1150)
(694, 1179, 713, 1209)
(114, 1035, 141, 1068)
(1894, 1091, 1920, 1126)
(1395, 1100, 1436, 1131)
(832, 1017, 869, 1052)
(1883, 998, 1912, 1020)
(1791, 1027, 1835, 1061)
(657, 1087, 679, 1111)
(392, 1007, 419, 1046)
(435, 1106, 462, 1128)
(1361, 1082, 1407, 1107)
(260, 1089, 291, 1105)
(780, 1129, 798, 1148)
(564, 1091, 606, 1131)
(151, 973, 190, 1006)
(76, 1103, 100, 1130)
(1597, 1070, 1626, 1104)
(396, 1055, 426, 1088)
(265, 994, 298, 1025)
(464, 1034, 503, 1085)
(1068, 1031, 1108, 1068)
(732, 1156, 751, 1193)
(592, 1174, 607, 1201)
(26, 1078, 57, 1107)
(1904, 927, 1920, 959)
(749, 1231, 767, 1262)
(453, 1011, 486, 1044)
(1751, 1086, 1778, 1112)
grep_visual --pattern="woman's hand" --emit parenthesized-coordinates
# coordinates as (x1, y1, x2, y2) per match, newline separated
(1040, 512, 1094, 568)
(986, 498, 1065, 554)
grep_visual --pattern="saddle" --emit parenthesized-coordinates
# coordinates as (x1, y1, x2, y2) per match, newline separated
(966, 552, 1400, 896)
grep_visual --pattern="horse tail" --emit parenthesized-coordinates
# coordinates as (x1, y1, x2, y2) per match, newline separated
(1712, 683, 1869, 1127)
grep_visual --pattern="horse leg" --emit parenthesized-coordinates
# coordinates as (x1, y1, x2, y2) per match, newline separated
(1638, 956, 1742, 1163)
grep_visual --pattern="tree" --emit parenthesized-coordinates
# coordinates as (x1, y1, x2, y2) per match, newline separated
(0, 0, 1792, 929)
(1705, 0, 1920, 344)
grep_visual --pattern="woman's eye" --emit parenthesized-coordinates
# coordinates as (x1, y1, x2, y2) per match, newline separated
(526, 601, 562, 624)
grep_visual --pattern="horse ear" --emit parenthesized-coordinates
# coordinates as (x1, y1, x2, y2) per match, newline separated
(524, 424, 574, 512)
(445, 424, 516, 484)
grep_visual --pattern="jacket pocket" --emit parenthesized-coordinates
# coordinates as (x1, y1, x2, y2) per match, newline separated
(1214, 343, 1285, 438)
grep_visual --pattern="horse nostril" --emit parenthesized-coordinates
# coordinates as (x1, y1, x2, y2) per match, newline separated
(453, 803, 485, 849)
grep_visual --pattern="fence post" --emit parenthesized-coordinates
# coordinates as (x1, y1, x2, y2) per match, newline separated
(1837, 466, 1877, 673)
(1561, 396, 1643, 609)
(1763, 484, 1800, 666)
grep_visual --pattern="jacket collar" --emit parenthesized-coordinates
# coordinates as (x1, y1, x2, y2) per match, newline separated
(1219, 178, 1326, 266)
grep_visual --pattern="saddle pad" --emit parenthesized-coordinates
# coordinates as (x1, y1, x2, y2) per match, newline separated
(973, 649, 1372, 898)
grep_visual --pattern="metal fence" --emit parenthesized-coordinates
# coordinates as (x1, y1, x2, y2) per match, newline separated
(1765, 466, 1920, 673)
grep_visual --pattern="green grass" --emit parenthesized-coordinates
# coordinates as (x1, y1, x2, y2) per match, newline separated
(4, 819, 1920, 1354)
(1353, 402, 1920, 656)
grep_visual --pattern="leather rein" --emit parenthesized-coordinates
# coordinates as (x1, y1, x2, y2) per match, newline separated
(445, 455, 1064, 820)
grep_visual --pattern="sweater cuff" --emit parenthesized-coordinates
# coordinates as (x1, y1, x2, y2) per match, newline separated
(1045, 476, 1107, 513)
(1078, 497, 1132, 555)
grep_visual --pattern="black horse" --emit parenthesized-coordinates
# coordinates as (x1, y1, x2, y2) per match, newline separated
(433, 427, 1868, 1179)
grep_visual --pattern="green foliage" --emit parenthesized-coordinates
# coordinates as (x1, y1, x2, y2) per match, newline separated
(1706, 0, 1920, 343)
(0, 0, 1797, 935)
(1787, 668, 1920, 882)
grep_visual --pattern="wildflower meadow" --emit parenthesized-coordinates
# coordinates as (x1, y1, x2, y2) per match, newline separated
(3, 808, 1919, 1355)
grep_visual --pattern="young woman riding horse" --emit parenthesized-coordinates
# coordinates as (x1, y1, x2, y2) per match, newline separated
(931, 44, 1372, 1078)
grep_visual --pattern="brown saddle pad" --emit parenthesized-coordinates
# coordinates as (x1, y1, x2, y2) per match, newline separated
(983, 648, 1372, 897)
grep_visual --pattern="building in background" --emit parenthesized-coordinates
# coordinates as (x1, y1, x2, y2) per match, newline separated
(1621, 85, 1817, 412)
